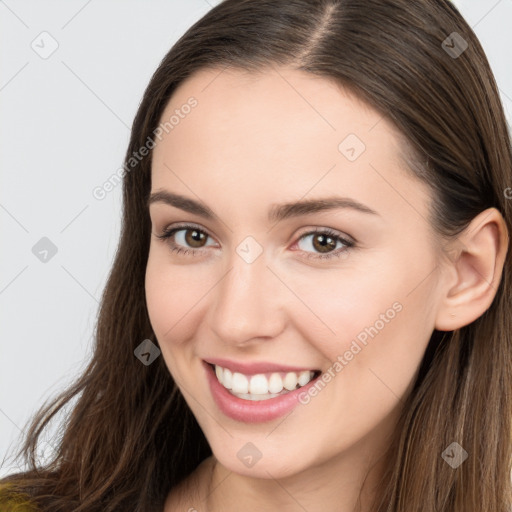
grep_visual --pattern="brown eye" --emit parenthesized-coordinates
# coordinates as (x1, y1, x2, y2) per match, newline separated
(311, 233, 337, 253)
(184, 228, 207, 248)
(295, 228, 355, 261)
(156, 224, 215, 255)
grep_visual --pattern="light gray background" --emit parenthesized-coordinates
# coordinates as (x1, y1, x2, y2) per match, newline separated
(1, 0, 511, 476)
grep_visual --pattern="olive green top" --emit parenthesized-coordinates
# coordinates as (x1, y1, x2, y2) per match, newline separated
(0, 483, 39, 511)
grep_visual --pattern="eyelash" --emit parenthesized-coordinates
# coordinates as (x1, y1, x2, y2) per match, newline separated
(155, 223, 355, 261)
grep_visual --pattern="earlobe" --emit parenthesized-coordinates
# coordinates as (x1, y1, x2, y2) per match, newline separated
(434, 207, 509, 332)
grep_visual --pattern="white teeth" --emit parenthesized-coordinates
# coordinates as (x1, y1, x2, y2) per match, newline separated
(249, 374, 268, 394)
(268, 373, 283, 394)
(223, 368, 233, 389)
(283, 372, 298, 391)
(231, 372, 249, 394)
(213, 364, 316, 399)
(298, 370, 312, 387)
(230, 391, 286, 401)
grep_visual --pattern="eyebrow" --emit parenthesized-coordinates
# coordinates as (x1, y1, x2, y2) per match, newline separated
(147, 190, 380, 223)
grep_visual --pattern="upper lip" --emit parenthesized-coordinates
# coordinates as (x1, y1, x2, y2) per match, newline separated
(204, 357, 320, 375)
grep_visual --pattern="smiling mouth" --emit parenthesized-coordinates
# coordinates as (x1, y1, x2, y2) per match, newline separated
(208, 362, 322, 401)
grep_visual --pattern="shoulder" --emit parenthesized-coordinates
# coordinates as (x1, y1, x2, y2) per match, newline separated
(0, 483, 39, 511)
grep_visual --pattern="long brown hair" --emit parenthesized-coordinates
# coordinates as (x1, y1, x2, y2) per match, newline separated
(2, 0, 511, 510)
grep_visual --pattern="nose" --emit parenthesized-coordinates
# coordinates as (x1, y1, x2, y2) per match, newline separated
(208, 245, 287, 346)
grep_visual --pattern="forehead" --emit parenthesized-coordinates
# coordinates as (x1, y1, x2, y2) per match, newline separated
(150, 66, 431, 225)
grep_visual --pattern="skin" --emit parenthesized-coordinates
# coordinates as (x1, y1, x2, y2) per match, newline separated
(144, 65, 509, 512)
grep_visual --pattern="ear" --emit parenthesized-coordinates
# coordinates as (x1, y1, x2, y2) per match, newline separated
(435, 207, 509, 332)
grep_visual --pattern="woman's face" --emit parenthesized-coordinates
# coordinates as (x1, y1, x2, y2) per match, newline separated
(145, 66, 447, 478)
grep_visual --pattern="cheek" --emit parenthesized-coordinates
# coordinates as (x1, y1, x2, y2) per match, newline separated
(145, 260, 195, 381)
(317, 270, 436, 418)
(296, 282, 433, 445)
(286, 260, 400, 359)
(144, 249, 215, 354)
(293, 248, 436, 379)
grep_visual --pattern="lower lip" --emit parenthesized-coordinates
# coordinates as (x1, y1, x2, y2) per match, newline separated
(203, 360, 320, 423)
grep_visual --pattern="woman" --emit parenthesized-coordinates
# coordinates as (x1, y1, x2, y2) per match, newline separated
(1, 0, 511, 510)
